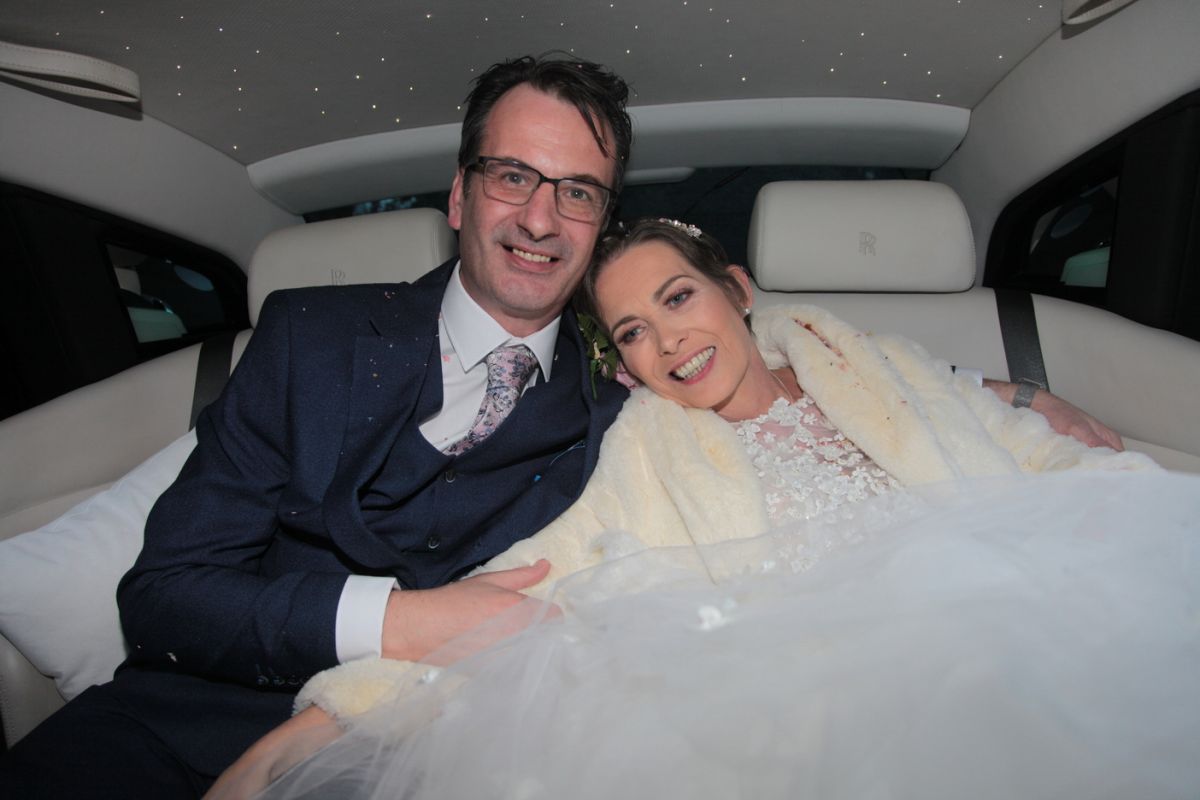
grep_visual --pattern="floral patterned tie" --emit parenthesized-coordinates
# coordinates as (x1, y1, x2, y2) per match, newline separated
(444, 344, 538, 456)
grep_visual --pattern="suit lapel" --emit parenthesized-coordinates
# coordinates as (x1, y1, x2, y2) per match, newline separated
(337, 333, 437, 485)
(322, 262, 451, 557)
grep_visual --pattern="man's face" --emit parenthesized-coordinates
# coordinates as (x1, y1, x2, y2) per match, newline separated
(448, 84, 617, 337)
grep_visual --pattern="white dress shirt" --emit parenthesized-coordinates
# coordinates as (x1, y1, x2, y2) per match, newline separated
(334, 263, 561, 662)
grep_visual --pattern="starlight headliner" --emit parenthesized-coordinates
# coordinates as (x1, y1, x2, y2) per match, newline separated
(0, 0, 1066, 162)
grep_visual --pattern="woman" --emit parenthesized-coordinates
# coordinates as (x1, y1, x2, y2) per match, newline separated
(211, 220, 1196, 799)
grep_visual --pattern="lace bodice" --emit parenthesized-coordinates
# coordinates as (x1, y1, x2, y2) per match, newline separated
(734, 394, 899, 525)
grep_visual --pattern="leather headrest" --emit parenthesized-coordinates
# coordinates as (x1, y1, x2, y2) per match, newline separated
(747, 181, 975, 292)
(247, 208, 458, 326)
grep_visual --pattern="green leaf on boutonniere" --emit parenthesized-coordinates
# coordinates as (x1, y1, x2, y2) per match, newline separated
(577, 312, 620, 399)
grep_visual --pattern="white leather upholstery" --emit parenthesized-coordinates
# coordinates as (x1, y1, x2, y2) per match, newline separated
(753, 289, 1011, 382)
(0, 345, 204, 539)
(248, 208, 458, 326)
(1032, 294, 1200, 472)
(748, 180, 975, 292)
(749, 178, 1001, 384)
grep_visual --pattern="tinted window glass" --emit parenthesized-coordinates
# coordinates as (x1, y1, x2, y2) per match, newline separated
(1023, 177, 1117, 295)
(0, 182, 248, 420)
(108, 244, 237, 345)
(987, 91, 1200, 342)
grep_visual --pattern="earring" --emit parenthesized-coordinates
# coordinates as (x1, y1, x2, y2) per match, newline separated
(743, 307, 752, 317)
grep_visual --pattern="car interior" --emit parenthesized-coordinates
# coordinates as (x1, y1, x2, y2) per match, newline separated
(1, 0, 1198, 754)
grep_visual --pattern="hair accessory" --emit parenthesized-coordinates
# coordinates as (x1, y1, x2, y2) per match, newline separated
(656, 218, 702, 238)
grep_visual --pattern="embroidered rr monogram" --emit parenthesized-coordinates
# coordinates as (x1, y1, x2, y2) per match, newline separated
(859, 232, 877, 256)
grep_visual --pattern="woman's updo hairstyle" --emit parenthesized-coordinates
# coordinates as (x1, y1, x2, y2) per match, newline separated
(576, 218, 750, 332)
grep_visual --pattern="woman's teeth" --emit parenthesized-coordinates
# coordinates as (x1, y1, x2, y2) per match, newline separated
(512, 247, 552, 263)
(673, 347, 714, 379)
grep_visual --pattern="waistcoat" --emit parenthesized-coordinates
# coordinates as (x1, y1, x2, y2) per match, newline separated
(350, 323, 596, 588)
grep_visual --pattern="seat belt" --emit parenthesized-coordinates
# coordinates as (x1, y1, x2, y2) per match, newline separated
(994, 289, 1049, 390)
(189, 332, 237, 430)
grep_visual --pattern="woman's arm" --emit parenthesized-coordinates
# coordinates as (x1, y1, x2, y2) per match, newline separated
(205, 706, 340, 799)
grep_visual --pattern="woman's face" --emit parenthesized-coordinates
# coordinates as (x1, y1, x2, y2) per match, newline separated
(595, 240, 763, 417)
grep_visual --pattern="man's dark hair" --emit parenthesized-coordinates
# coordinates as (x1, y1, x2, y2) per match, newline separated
(458, 53, 634, 197)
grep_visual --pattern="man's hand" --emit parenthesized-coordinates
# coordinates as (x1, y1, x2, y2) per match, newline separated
(381, 559, 556, 664)
(1030, 389, 1125, 450)
(983, 379, 1124, 451)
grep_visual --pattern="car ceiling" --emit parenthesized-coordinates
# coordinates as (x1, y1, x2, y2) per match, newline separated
(0, 0, 1062, 166)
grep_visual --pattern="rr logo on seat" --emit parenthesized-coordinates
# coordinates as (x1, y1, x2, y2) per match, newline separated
(859, 232, 877, 256)
(330, 269, 347, 285)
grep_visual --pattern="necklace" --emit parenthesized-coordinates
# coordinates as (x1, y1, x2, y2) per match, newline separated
(770, 370, 796, 404)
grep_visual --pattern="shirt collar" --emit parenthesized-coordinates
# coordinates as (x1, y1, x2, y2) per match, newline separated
(440, 261, 561, 380)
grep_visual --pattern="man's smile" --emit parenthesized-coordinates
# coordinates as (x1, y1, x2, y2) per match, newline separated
(509, 246, 556, 264)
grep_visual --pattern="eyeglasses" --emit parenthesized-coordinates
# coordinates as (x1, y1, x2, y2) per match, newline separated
(467, 157, 614, 224)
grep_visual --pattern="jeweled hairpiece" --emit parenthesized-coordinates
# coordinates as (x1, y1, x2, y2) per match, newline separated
(656, 218, 702, 238)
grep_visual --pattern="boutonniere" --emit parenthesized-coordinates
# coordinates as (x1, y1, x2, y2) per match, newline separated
(577, 312, 638, 397)
(578, 312, 619, 398)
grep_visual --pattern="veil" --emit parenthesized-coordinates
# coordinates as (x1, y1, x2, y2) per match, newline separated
(260, 471, 1200, 799)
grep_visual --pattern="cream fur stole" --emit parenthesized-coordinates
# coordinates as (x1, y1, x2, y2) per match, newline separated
(754, 305, 1153, 481)
(297, 304, 1155, 722)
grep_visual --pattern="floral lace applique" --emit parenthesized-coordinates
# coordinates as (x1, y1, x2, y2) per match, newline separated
(735, 395, 899, 525)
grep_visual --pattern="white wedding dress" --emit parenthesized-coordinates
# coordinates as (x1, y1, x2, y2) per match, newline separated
(261, 400, 1200, 799)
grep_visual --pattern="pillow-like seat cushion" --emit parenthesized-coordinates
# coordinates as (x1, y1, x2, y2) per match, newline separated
(0, 431, 196, 700)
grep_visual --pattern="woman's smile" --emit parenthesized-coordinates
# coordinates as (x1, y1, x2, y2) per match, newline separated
(671, 346, 716, 381)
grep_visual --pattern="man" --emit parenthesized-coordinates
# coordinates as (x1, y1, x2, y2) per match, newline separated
(1, 52, 1119, 798)
(0, 54, 632, 797)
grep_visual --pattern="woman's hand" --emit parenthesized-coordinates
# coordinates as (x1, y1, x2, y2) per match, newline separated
(204, 706, 340, 799)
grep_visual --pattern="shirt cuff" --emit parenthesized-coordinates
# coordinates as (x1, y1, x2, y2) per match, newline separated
(334, 575, 398, 663)
(952, 366, 984, 388)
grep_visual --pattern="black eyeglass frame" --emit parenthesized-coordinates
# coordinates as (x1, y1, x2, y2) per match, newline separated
(466, 156, 615, 223)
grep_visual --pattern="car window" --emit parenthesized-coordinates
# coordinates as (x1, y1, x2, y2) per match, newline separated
(987, 90, 1200, 342)
(107, 244, 236, 346)
(1027, 177, 1117, 290)
(0, 182, 248, 421)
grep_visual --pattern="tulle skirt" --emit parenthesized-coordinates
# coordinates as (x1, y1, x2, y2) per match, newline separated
(263, 471, 1200, 799)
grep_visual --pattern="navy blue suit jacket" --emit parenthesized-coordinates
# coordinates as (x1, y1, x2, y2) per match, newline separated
(118, 260, 626, 698)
